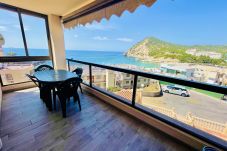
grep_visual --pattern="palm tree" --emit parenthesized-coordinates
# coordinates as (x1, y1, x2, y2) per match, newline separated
(0, 34, 5, 56)
(0, 34, 5, 47)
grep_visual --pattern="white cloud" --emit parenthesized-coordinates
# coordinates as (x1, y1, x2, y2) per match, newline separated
(93, 36, 109, 41)
(13, 25, 20, 28)
(84, 23, 115, 31)
(24, 26, 31, 31)
(74, 34, 78, 38)
(116, 38, 133, 42)
(13, 24, 31, 31)
(0, 26, 7, 31)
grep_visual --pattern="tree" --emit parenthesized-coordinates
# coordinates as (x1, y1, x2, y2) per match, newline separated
(0, 34, 5, 46)
(7, 51, 16, 56)
(107, 86, 121, 92)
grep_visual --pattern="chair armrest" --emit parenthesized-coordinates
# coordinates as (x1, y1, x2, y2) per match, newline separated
(26, 74, 39, 86)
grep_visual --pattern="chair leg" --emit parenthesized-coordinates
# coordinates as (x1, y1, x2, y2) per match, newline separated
(76, 93, 81, 111)
(39, 88, 43, 99)
(79, 84, 83, 94)
(53, 89, 56, 110)
(40, 87, 44, 100)
(39, 83, 43, 99)
(73, 92, 81, 111)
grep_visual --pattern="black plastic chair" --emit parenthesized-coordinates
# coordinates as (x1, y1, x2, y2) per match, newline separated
(34, 64, 53, 72)
(26, 74, 39, 87)
(72, 68, 83, 93)
(26, 74, 52, 109)
(56, 77, 82, 117)
(26, 74, 45, 99)
(202, 146, 217, 151)
(34, 64, 56, 106)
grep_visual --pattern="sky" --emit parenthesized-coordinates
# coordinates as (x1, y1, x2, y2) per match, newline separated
(1, 0, 227, 52)
(0, 9, 49, 51)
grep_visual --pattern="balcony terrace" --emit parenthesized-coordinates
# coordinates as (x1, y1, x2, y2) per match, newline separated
(0, 0, 227, 150)
(0, 87, 191, 151)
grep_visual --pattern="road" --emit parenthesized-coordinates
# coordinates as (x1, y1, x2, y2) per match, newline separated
(140, 90, 227, 123)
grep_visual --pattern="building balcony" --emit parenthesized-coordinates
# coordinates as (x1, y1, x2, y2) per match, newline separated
(0, 87, 192, 151)
(0, 0, 227, 150)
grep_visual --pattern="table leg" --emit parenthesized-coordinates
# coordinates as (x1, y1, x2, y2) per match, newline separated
(42, 87, 53, 111)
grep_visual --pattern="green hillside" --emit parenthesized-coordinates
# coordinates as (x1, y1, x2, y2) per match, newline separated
(126, 37, 227, 66)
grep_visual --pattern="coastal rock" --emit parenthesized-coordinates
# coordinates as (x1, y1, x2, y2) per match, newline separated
(125, 39, 150, 58)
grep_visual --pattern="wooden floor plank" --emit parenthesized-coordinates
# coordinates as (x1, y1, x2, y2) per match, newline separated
(1, 88, 193, 151)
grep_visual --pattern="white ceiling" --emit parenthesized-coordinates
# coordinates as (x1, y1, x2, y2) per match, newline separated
(0, 0, 95, 16)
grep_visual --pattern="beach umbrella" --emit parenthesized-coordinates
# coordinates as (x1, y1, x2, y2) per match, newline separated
(0, 34, 5, 46)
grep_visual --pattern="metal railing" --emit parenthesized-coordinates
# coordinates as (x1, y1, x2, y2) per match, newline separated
(67, 58, 227, 150)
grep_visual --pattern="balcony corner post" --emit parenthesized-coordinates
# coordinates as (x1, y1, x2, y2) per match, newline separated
(89, 65, 92, 87)
(132, 75, 138, 107)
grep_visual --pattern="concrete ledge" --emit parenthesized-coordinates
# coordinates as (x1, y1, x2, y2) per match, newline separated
(142, 91, 161, 97)
(0, 85, 2, 149)
(2, 82, 36, 93)
(82, 84, 217, 150)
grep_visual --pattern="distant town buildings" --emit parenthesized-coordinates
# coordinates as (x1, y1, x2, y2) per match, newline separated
(160, 64, 195, 79)
(194, 65, 227, 85)
(82, 67, 152, 90)
(159, 63, 227, 85)
(216, 72, 227, 86)
(116, 72, 150, 89)
(186, 49, 222, 59)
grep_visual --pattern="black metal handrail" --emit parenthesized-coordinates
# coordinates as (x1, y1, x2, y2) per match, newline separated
(67, 58, 227, 150)
(67, 58, 227, 94)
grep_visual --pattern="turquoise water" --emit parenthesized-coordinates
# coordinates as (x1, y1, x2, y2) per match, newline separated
(66, 50, 159, 68)
(2, 48, 159, 68)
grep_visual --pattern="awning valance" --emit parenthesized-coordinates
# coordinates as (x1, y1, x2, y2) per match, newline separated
(63, 0, 156, 29)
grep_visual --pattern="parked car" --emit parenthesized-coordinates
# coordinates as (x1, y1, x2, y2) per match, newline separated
(162, 85, 190, 97)
(222, 94, 227, 101)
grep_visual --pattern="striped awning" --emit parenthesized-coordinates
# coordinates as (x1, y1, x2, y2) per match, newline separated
(63, 0, 156, 29)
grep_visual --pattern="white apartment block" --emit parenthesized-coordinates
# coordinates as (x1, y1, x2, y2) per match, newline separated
(116, 73, 150, 89)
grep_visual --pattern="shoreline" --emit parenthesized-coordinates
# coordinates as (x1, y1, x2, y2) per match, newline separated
(126, 54, 227, 69)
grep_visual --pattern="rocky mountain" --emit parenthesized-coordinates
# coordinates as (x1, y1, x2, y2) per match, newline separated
(125, 37, 227, 66)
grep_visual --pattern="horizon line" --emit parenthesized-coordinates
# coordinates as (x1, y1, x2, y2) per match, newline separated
(2, 48, 126, 52)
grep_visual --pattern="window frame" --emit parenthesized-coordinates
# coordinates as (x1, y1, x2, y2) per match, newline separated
(0, 3, 53, 62)
(0, 3, 53, 87)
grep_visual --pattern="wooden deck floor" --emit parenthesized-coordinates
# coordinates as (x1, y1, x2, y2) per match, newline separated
(0, 88, 192, 151)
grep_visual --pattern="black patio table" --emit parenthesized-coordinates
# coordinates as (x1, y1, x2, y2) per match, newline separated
(33, 70, 78, 111)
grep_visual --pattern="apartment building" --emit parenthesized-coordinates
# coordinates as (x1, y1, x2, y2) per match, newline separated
(160, 64, 195, 79)
(82, 68, 116, 89)
(116, 73, 150, 89)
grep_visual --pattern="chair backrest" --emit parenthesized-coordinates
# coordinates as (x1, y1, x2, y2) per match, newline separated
(72, 68, 83, 78)
(57, 77, 82, 99)
(35, 65, 53, 72)
(202, 146, 217, 151)
(26, 74, 39, 86)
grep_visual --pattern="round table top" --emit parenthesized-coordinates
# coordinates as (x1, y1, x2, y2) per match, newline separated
(33, 70, 78, 84)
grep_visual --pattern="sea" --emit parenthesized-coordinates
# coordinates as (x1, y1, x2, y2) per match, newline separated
(2, 48, 159, 68)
